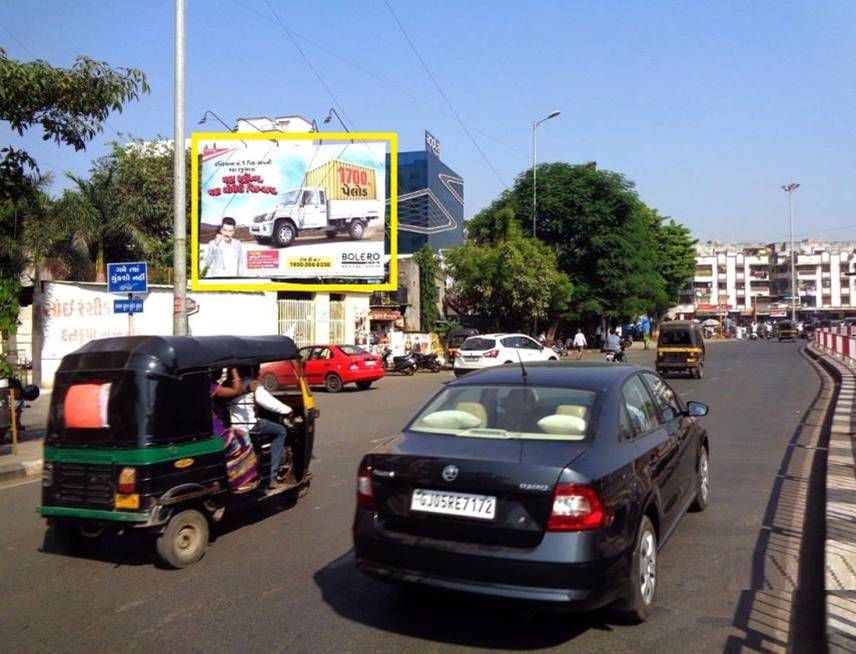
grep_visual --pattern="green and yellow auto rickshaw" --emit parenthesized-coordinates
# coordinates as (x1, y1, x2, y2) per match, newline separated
(38, 335, 316, 568)
(777, 320, 798, 341)
(656, 321, 706, 379)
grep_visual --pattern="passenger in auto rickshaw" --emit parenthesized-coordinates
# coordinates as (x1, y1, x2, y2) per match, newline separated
(211, 366, 294, 492)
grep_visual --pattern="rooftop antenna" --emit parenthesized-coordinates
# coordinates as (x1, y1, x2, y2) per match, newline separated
(516, 349, 528, 382)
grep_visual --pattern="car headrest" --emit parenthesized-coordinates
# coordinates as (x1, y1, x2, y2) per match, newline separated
(456, 402, 487, 428)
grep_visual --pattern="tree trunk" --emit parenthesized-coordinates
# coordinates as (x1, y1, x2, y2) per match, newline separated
(95, 244, 105, 283)
(31, 264, 43, 387)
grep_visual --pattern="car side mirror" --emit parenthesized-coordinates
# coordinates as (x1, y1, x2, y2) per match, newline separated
(686, 401, 708, 417)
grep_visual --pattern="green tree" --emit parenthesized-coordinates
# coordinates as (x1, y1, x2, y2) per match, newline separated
(59, 165, 152, 282)
(103, 139, 192, 280)
(0, 48, 148, 203)
(646, 210, 697, 314)
(445, 207, 573, 331)
(468, 163, 672, 322)
(414, 244, 440, 332)
(0, 47, 147, 364)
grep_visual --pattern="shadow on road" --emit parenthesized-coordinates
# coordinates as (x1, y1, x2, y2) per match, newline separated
(724, 347, 831, 653)
(314, 549, 624, 650)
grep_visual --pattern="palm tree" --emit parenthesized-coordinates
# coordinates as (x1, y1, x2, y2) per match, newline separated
(61, 165, 151, 282)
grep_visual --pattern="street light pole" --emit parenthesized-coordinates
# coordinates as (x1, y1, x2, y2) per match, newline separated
(172, 0, 187, 336)
(531, 110, 560, 237)
(782, 182, 800, 322)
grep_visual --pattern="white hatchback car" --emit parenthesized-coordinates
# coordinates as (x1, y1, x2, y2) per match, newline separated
(453, 333, 559, 376)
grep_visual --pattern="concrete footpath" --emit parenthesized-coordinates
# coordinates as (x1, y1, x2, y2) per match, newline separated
(806, 343, 856, 652)
(0, 391, 49, 484)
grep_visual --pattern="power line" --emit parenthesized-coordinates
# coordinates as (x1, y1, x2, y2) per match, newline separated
(382, 0, 507, 188)
(0, 18, 37, 58)
(230, 0, 523, 157)
(262, 0, 356, 131)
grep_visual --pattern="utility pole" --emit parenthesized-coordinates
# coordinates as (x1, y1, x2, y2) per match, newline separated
(782, 183, 800, 322)
(172, 0, 188, 335)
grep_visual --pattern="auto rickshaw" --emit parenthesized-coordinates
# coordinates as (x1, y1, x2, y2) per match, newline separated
(655, 321, 706, 379)
(445, 327, 479, 366)
(777, 320, 798, 341)
(38, 335, 316, 568)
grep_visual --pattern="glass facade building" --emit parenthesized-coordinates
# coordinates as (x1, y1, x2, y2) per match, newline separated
(386, 136, 464, 254)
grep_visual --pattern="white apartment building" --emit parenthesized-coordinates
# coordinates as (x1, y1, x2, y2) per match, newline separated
(672, 240, 856, 320)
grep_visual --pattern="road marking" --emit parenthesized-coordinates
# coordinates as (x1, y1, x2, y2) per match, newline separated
(0, 477, 40, 491)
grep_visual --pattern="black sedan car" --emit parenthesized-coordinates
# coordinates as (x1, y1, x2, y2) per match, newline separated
(353, 362, 710, 622)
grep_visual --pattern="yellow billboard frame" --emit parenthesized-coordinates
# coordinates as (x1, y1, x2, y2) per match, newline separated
(190, 131, 397, 292)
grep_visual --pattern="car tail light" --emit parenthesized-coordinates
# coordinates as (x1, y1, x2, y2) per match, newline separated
(483, 350, 499, 358)
(357, 462, 375, 510)
(117, 467, 136, 494)
(546, 483, 604, 531)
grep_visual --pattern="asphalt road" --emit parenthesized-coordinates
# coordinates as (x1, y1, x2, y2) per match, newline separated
(0, 340, 828, 653)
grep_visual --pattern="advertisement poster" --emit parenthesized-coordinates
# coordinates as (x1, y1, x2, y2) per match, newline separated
(191, 133, 396, 291)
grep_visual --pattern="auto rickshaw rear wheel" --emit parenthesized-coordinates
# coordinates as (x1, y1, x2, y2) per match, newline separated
(156, 509, 209, 569)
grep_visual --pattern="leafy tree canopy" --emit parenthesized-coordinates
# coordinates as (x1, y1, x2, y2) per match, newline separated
(0, 47, 149, 203)
(445, 207, 573, 331)
(467, 163, 692, 321)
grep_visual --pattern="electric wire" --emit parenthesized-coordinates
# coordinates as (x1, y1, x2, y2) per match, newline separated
(382, 0, 507, 188)
(0, 18, 37, 58)
(230, 0, 523, 156)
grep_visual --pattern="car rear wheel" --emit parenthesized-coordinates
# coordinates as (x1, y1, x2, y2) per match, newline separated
(156, 509, 209, 569)
(349, 220, 365, 240)
(356, 381, 372, 390)
(262, 373, 278, 392)
(325, 374, 344, 393)
(690, 447, 710, 512)
(613, 515, 657, 623)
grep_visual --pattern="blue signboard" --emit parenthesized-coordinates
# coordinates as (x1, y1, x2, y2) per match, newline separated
(107, 262, 148, 294)
(114, 298, 144, 314)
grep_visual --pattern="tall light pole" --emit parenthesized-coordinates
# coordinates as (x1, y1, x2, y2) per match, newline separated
(782, 182, 800, 322)
(172, 0, 187, 335)
(532, 109, 561, 237)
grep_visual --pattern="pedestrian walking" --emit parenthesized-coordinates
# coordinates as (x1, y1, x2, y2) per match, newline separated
(572, 328, 587, 360)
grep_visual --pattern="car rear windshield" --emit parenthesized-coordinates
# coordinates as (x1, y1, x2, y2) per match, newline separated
(659, 330, 693, 346)
(338, 345, 367, 355)
(461, 337, 496, 351)
(407, 385, 597, 441)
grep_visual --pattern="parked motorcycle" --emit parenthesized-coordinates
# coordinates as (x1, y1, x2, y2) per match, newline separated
(553, 341, 569, 358)
(382, 347, 417, 375)
(414, 351, 442, 372)
(0, 378, 39, 443)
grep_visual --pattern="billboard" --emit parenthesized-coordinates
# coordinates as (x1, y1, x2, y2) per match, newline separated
(191, 132, 397, 291)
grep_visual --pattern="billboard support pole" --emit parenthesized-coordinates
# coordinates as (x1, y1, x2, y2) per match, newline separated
(172, 0, 188, 335)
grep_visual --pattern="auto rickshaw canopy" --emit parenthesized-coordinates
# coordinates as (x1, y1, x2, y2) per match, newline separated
(57, 335, 299, 378)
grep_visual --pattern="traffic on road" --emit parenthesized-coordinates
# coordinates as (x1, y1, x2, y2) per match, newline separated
(0, 336, 829, 652)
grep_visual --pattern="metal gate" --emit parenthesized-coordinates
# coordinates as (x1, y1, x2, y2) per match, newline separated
(330, 299, 346, 344)
(278, 299, 314, 347)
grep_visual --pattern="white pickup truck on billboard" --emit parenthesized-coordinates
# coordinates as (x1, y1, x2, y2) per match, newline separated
(250, 160, 381, 247)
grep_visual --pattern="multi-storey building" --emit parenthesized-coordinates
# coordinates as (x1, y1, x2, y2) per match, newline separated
(671, 240, 856, 321)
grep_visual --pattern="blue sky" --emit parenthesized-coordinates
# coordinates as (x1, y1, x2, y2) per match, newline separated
(2, 0, 855, 242)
